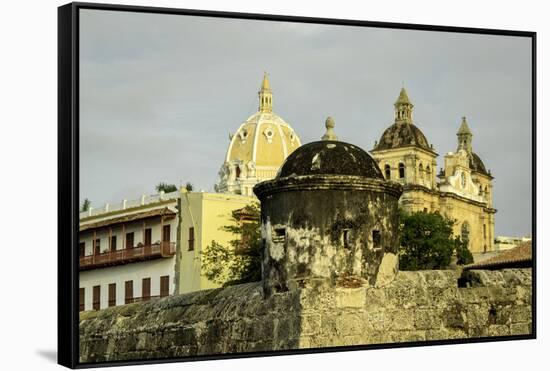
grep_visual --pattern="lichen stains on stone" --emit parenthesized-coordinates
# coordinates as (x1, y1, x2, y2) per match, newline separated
(79, 269, 532, 362)
(277, 140, 384, 179)
(374, 122, 432, 152)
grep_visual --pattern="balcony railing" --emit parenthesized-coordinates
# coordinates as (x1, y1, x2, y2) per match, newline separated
(79, 242, 176, 270)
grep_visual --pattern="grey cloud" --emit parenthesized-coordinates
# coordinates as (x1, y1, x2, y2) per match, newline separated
(79, 9, 532, 236)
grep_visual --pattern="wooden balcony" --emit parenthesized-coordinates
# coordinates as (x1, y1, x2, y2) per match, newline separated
(79, 242, 176, 271)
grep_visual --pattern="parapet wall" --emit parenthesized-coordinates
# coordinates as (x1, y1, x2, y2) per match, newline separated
(79, 268, 532, 363)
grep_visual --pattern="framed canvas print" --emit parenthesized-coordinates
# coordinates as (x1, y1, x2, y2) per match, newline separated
(58, 2, 536, 368)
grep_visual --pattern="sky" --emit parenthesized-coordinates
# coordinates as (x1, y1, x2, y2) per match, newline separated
(79, 9, 532, 236)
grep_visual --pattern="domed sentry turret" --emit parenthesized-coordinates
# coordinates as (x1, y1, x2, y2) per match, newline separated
(253, 117, 403, 296)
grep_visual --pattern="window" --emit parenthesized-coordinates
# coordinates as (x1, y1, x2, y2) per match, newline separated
(160, 276, 169, 297)
(125, 280, 133, 304)
(188, 227, 195, 251)
(163, 225, 171, 242)
(110, 235, 117, 251)
(384, 164, 391, 180)
(418, 163, 423, 179)
(483, 224, 487, 239)
(272, 228, 286, 243)
(342, 229, 351, 248)
(94, 239, 100, 255)
(398, 163, 405, 179)
(79, 288, 85, 312)
(372, 230, 381, 249)
(126, 232, 134, 249)
(461, 222, 470, 247)
(236, 166, 241, 179)
(144, 228, 152, 246)
(142, 278, 151, 302)
(108, 283, 116, 307)
(79, 242, 85, 257)
(92, 285, 100, 311)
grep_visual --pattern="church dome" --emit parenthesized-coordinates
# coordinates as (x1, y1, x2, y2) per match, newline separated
(372, 87, 434, 153)
(225, 111, 301, 168)
(469, 152, 490, 176)
(374, 122, 432, 151)
(217, 73, 301, 196)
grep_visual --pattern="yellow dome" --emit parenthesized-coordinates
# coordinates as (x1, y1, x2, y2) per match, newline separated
(226, 112, 301, 168)
(217, 74, 302, 196)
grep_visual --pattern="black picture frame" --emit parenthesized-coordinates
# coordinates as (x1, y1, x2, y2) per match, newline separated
(58, 2, 537, 368)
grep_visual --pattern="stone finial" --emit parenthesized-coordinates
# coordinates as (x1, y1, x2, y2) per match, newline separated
(321, 116, 338, 141)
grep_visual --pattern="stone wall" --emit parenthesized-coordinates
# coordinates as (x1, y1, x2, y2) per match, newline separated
(79, 268, 532, 363)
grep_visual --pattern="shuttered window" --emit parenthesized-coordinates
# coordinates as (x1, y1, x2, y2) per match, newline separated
(79, 242, 85, 257)
(144, 228, 152, 246)
(163, 225, 171, 242)
(160, 275, 169, 297)
(94, 239, 100, 255)
(108, 283, 116, 307)
(188, 227, 195, 251)
(125, 280, 133, 304)
(92, 285, 100, 311)
(126, 232, 134, 249)
(142, 278, 151, 301)
(110, 235, 117, 251)
(79, 288, 85, 312)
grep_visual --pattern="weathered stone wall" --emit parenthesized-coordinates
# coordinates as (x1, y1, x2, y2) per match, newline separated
(255, 176, 402, 295)
(79, 268, 532, 363)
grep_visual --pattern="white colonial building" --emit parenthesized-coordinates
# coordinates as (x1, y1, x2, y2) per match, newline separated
(79, 191, 179, 311)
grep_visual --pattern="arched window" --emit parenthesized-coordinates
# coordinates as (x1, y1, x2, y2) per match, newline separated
(384, 164, 391, 179)
(418, 163, 424, 179)
(235, 166, 241, 179)
(426, 166, 431, 179)
(479, 185, 483, 196)
(485, 186, 488, 196)
(461, 222, 470, 246)
(398, 163, 405, 179)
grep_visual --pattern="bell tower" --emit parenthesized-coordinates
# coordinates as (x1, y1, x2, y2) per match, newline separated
(457, 116, 473, 152)
(394, 86, 414, 124)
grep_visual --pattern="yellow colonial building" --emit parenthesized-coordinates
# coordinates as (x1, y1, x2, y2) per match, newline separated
(216, 73, 302, 196)
(371, 87, 496, 254)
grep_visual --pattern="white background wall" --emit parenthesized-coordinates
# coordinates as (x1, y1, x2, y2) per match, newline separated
(0, 0, 547, 370)
(80, 258, 175, 310)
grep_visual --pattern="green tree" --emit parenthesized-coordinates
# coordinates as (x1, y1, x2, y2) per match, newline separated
(455, 236, 474, 265)
(201, 203, 262, 286)
(81, 198, 91, 212)
(399, 210, 458, 270)
(185, 182, 193, 192)
(155, 182, 177, 193)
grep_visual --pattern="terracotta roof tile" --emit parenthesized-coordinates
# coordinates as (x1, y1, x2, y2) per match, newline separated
(465, 241, 532, 270)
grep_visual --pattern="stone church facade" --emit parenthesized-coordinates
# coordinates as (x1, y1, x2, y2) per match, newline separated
(370, 88, 496, 254)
